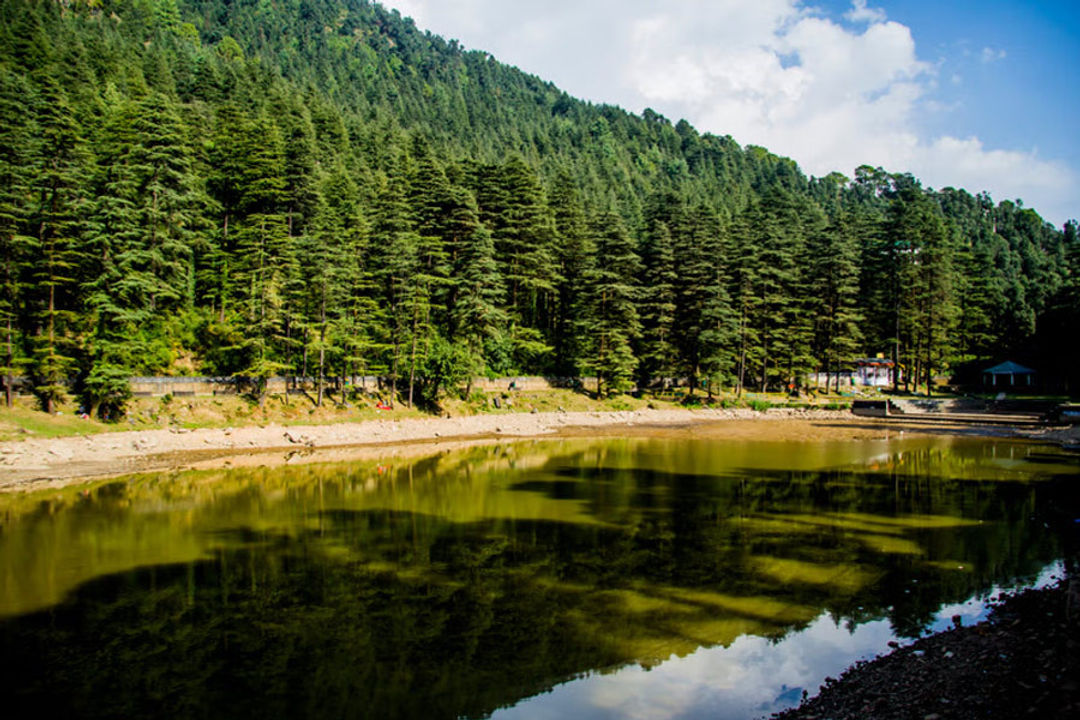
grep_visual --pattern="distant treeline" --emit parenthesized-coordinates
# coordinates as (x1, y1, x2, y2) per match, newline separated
(1, 0, 1077, 416)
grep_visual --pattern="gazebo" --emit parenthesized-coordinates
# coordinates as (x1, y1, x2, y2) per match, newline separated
(982, 361, 1036, 388)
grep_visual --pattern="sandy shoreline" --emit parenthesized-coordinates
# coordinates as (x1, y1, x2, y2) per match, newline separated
(0, 406, 1064, 490)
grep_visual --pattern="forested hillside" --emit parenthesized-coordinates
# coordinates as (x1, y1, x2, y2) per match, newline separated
(1, 0, 1077, 415)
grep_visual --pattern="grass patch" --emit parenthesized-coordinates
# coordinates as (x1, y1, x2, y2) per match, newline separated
(0, 402, 109, 440)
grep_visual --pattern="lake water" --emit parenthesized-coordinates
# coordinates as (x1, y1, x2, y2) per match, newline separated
(1, 426, 1077, 719)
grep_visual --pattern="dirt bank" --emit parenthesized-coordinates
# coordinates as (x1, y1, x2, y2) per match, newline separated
(1, 405, 1058, 491)
(0, 407, 923, 489)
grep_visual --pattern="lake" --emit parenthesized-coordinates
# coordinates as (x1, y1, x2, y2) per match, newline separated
(1, 425, 1077, 719)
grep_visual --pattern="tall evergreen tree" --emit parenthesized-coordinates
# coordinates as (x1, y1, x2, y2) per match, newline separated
(580, 212, 641, 397)
(0, 69, 35, 406)
(636, 220, 677, 391)
(549, 170, 592, 376)
(882, 187, 958, 392)
(233, 116, 293, 401)
(697, 234, 738, 399)
(123, 93, 199, 316)
(807, 215, 863, 392)
(729, 211, 761, 396)
(672, 205, 736, 396)
(453, 226, 506, 392)
(26, 77, 88, 413)
(485, 155, 559, 332)
(911, 206, 959, 395)
(369, 165, 420, 405)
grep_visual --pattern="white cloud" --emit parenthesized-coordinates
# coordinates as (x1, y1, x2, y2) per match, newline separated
(378, 1, 1076, 225)
(491, 611, 901, 720)
(845, 0, 886, 25)
(916, 136, 1075, 213)
(489, 563, 1064, 720)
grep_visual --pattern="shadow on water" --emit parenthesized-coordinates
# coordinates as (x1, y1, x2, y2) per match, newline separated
(0, 434, 1077, 719)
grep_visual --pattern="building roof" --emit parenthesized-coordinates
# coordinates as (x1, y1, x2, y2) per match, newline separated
(983, 361, 1036, 375)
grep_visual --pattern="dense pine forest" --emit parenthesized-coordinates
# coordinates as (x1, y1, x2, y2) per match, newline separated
(1, 0, 1077, 416)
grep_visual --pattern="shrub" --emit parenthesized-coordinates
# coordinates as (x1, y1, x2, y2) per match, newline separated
(81, 364, 133, 421)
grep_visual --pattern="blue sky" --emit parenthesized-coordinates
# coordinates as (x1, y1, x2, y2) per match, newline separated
(859, 1, 1080, 189)
(381, 1, 1078, 226)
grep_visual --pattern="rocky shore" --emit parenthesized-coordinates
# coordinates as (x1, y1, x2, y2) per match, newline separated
(772, 579, 1080, 720)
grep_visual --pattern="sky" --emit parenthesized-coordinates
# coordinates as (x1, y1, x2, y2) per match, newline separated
(378, 0, 1079, 227)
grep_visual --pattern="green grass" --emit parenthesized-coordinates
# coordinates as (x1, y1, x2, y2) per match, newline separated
(0, 403, 111, 441)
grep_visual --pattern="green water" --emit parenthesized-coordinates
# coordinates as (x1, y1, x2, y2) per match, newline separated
(0, 429, 1077, 719)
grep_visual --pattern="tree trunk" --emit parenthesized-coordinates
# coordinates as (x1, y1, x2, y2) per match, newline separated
(317, 326, 325, 409)
(892, 300, 901, 393)
(45, 282, 55, 415)
(390, 334, 399, 408)
(5, 316, 12, 408)
(317, 294, 327, 407)
(283, 317, 292, 407)
(408, 302, 419, 408)
(925, 315, 934, 398)
(736, 318, 747, 398)
(301, 326, 309, 382)
(220, 213, 229, 323)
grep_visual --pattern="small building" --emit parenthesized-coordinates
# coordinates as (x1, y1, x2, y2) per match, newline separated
(982, 361, 1036, 388)
(855, 358, 895, 387)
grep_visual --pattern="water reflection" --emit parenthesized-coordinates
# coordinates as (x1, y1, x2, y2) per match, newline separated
(494, 564, 1064, 720)
(0, 432, 1076, 720)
